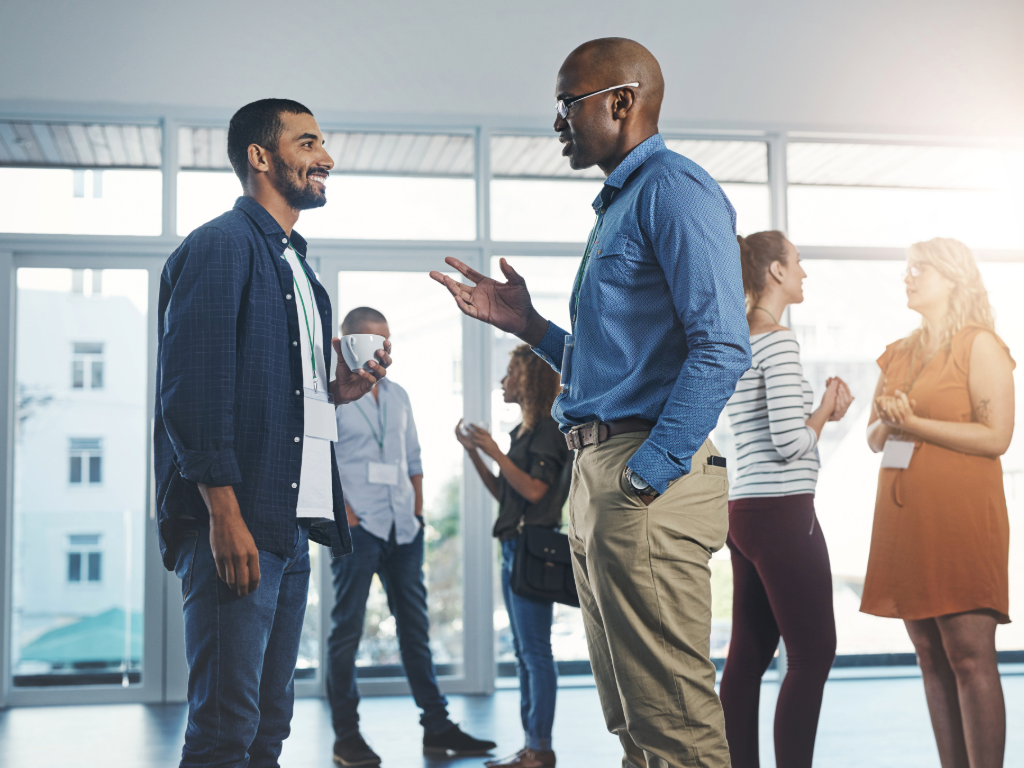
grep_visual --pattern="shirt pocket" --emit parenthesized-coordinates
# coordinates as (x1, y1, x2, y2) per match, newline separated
(592, 231, 633, 260)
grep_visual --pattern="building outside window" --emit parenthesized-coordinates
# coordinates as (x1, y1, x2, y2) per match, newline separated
(67, 534, 103, 583)
(71, 342, 104, 389)
(69, 437, 102, 485)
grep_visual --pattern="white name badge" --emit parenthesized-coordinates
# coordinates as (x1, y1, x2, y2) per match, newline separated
(881, 438, 915, 469)
(368, 461, 400, 486)
(304, 388, 338, 442)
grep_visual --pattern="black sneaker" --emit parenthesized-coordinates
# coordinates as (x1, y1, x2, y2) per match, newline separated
(333, 732, 382, 766)
(423, 723, 497, 757)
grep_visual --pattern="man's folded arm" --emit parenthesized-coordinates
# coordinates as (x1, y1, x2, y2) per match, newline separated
(159, 226, 247, 487)
(628, 175, 752, 493)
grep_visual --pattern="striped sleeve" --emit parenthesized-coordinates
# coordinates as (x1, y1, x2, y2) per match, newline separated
(761, 336, 818, 462)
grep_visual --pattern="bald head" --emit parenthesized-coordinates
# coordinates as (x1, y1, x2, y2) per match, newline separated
(562, 38, 664, 125)
(554, 38, 664, 174)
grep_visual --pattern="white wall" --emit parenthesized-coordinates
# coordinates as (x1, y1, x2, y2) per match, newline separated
(1, 0, 1022, 136)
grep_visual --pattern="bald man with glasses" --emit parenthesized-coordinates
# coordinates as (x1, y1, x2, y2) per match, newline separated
(433, 39, 750, 768)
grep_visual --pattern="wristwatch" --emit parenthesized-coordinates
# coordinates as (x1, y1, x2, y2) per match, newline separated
(624, 467, 659, 498)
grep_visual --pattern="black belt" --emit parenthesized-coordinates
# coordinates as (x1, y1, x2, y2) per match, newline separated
(565, 418, 654, 451)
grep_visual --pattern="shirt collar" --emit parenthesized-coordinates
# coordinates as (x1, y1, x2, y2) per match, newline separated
(233, 196, 309, 256)
(592, 133, 666, 212)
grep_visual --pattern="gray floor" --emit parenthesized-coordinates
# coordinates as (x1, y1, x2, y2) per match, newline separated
(1, 674, 1022, 767)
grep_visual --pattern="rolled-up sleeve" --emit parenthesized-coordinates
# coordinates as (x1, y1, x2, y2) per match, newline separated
(404, 390, 423, 477)
(627, 173, 752, 493)
(158, 226, 246, 486)
(532, 321, 571, 373)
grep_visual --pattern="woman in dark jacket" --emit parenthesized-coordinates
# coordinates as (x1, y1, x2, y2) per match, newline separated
(456, 344, 570, 768)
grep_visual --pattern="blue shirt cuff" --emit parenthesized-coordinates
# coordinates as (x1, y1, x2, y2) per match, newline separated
(626, 440, 690, 496)
(533, 321, 570, 372)
(408, 461, 424, 477)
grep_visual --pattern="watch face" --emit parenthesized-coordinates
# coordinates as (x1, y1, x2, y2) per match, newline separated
(629, 472, 646, 490)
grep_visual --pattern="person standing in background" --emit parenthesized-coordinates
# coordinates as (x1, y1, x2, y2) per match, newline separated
(326, 307, 496, 767)
(432, 37, 750, 768)
(720, 231, 853, 768)
(863, 238, 1014, 768)
(456, 345, 571, 768)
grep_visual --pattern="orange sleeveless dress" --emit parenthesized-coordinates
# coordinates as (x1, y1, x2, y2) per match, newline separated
(860, 325, 1013, 623)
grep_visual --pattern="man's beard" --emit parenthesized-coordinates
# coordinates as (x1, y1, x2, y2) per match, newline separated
(270, 156, 327, 210)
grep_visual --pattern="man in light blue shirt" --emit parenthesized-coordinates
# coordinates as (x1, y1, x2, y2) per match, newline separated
(325, 307, 495, 766)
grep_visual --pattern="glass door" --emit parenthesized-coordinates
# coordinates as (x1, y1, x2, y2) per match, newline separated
(10, 267, 152, 691)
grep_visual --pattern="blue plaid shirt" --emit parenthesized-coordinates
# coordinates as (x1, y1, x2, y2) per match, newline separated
(534, 134, 752, 494)
(154, 196, 351, 569)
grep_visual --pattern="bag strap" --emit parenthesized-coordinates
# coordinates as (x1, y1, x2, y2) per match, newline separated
(515, 425, 538, 535)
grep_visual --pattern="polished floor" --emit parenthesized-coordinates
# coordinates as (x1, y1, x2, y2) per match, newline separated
(1, 674, 1023, 767)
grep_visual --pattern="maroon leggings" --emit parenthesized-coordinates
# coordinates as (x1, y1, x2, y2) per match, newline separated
(719, 494, 837, 768)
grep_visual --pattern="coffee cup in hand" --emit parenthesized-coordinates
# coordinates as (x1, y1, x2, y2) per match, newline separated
(341, 334, 387, 372)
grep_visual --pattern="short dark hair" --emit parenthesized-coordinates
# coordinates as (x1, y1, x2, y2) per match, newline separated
(227, 98, 313, 184)
(341, 307, 388, 335)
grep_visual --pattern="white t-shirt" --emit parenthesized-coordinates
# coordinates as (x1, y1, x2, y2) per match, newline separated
(283, 245, 334, 517)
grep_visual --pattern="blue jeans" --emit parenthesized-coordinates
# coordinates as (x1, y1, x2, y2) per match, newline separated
(327, 524, 451, 739)
(174, 521, 310, 768)
(502, 538, 558, 751)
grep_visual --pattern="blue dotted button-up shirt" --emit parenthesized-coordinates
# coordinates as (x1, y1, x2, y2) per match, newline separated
(154, 196, 351, 568)
(534, 134, 752, 494)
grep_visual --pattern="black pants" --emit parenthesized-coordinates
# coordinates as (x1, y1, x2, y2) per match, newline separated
(719, 494, 837, 768)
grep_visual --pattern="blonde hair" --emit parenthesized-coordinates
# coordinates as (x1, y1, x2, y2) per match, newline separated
(509, 345, 561, 433)
(904, 238, 994, 350)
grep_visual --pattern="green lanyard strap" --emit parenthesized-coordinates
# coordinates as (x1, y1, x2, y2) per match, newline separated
(288, 244, 319, 390)
(354, 400, 387, 455)
(570, 208, 605, 329)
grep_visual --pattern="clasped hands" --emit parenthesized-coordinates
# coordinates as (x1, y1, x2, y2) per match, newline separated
(875, 389, 919, 429)
(455, 419, 502, 460)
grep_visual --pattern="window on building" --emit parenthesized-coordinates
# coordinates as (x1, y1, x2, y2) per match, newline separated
(67, 534, 102, 584)
(69, 438, 102, 484)
(71, 342, 104, 389)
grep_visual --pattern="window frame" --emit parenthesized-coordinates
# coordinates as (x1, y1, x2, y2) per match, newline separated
(0, 106, 1021, 708)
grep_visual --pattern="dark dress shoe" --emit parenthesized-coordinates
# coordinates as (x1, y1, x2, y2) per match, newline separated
(486, 748, 556, 767)
(422, 723, 497, 756)
(333, 732, 382, 766)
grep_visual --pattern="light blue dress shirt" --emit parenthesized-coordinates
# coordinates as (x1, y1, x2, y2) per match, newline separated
(534, 134, 752, 495)
(334, 379, 424, 545)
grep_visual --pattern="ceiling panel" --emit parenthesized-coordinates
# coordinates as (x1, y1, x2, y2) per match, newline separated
(788, 142, 1024, 190)
(0, 121, 161, 168)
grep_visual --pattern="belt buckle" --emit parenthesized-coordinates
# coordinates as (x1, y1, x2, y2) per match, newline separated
(566, 428, 582, 451)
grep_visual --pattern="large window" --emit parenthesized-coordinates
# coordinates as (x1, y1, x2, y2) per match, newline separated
(177, 128, 476, 239)
(337, 271, 466, 676)
(11, 268, 149, 688)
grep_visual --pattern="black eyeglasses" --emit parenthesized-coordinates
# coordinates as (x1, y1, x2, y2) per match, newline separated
(556, 82, 640, 119)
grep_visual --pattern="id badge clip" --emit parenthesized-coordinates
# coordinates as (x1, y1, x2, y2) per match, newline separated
(880, 436, 915, 469)
(304, 387, 338, 442)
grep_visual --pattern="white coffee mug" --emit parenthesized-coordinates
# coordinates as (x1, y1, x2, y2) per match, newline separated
(340, 334, 386, 372)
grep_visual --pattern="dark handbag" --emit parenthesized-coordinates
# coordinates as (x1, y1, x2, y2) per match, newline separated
(508, 428, 580, 607)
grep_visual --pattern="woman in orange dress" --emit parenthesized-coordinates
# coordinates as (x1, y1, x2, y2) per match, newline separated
(862, 238, 1015, 768)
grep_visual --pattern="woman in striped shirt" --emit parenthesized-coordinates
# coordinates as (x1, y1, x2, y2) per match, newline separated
(719, 231, 853, 768)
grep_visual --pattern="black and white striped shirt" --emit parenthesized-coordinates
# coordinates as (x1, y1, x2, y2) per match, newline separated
(726, 330, 819, 499)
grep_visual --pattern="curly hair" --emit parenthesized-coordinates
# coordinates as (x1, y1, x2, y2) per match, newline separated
(903, 238, 994, 351)
(509, 344, 561, 433)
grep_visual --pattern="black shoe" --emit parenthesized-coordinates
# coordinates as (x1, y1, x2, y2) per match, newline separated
(423, 723, 497, 757)
(333, 732, 382, 766)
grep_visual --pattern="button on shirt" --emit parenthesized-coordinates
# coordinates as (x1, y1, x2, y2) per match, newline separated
(154, 196, 351, 569)
(334, 379, 424, 545)
(282, 244, 333, 517)
(533, 134, 752, 494)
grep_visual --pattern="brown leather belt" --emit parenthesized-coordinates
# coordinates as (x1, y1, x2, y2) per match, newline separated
(565, 418, 654, 451)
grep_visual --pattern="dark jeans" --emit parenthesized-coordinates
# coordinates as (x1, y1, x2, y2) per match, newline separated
(175, 521, 310, 768)
(720, 495, 837, 768)
(327, 524, 451, 739)
(502, 539, 557, 751)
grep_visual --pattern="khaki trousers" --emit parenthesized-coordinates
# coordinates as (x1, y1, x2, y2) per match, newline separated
(567, 431, 731, 768)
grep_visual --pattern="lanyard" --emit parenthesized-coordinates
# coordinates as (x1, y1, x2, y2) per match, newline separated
(570, 208, 605, 329)
(902, 338, 938, 395)
(288, 244, 320, 391)
(354, 399, 387, 455)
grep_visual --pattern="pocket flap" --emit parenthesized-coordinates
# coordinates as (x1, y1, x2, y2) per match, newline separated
(523, 527, 572, 565)
(593, 232, 631, 258)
